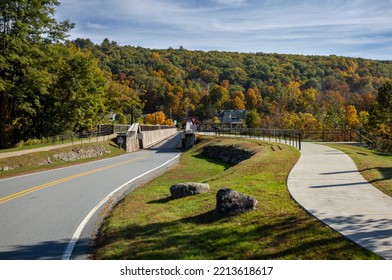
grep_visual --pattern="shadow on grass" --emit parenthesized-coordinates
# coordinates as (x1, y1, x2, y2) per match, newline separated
(375, 151, 392, 157)
(192, 154, 234, 170)
(185, 210, 218, 224)
(91, 212, 380, 260)
(148, 196, 173, 204)
(360, 166, 392, 184)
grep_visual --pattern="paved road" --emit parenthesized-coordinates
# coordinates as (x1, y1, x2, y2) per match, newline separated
(0, 133, 181, 260)
(288, 142, 392, 259)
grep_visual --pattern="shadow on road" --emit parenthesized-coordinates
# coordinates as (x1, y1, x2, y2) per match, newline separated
(148, 133, 182, 153)
(0, 238, 88, 260)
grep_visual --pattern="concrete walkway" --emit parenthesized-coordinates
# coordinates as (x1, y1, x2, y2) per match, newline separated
(288, 142, 392, 259)
(0, 134, 117, 159)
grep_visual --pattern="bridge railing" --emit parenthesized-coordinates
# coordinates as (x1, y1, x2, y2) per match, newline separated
(197, 127, 302, 150)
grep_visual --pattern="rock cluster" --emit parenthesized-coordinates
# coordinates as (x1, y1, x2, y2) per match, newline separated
(201, 145, 254, 164)
(169, 182, 257, 218)
(53, 145, 106, 161)
(170, 182, 210, 198)
(215, 188, 258, 217)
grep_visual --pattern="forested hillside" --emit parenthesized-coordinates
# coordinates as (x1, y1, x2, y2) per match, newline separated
(74, 38, 392, 130)
(1, 1, 392, 150)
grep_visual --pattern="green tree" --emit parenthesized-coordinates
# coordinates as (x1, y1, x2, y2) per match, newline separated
(370, 81, 392, 151)
(200, 69, 219, 84)
(210, 85, 229, 111)
(43, 44, 107, 133)
(245, 110, 261, 128)
(0, 0, 73, 147)
(359, 111, 369, 128)
(105, 73, 143, 123)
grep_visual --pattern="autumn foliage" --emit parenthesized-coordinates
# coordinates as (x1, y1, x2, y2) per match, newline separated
(2, 1, 392, 150)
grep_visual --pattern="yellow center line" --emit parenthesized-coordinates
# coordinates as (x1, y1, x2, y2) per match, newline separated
(0, 156, 147, 205)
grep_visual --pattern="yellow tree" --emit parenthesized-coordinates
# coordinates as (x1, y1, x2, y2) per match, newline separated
(245, 88, 262, 110)
(298, 113, 320, 130)
(229, 91, 246, 110)
(145, 111, 166, 125)
(164, 119, 175, 126)
(283, 80, 302, 111)
(345, 105, 360, 129)
(282, 112, 300, 129)
(298, 88, 317, 113)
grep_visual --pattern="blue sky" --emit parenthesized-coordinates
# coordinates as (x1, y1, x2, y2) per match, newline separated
(55, 0, 392, 60)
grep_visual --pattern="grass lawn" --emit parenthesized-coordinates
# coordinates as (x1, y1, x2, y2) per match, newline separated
(328, 144, 392, 197)
(0, 140, 126, 179)
(91, 136, 380, 260)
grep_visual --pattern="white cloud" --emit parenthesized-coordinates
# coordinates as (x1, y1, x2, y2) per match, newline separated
(210, 0, 247, 5)
(86, 22, 108, 30)
(55, 0, 392, 60)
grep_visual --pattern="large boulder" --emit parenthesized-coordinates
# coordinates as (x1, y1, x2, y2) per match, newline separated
(215, 188, 258, 217)
(170, 182, 210, 198)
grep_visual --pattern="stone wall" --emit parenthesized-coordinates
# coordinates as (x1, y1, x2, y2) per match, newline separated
(52, 145, 107, 161)
(201, 145, 255, 164)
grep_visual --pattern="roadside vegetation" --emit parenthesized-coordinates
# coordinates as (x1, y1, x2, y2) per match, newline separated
(328, 144, 392, 197)
(0, 140, 126, 179)
(91, 136, 380, 260)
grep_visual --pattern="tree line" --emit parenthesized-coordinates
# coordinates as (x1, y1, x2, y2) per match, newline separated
(0, 0, 142, 148)
(1, 1, 392, 150)
(73, 38, 392, 150)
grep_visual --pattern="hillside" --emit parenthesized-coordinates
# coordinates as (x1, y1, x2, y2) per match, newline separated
(75, 38, 392, 130)
(2, 1, 391, 151)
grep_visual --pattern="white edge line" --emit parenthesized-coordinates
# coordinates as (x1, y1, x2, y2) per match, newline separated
(61, 152, 181, 260)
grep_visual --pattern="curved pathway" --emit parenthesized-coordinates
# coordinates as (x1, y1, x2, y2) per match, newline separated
(288, 142, 392, 259)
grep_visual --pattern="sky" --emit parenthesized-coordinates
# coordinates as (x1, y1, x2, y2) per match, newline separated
(55, 0, 392, 60)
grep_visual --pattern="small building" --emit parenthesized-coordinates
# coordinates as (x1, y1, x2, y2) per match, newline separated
(217, 109, 248, 123)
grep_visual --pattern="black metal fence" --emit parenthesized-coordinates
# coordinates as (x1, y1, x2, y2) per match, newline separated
(196, 126, 380, 151)
(197, 127, 302, 150)
(302, 129, 375, 148)
(13, 126, 118, 148)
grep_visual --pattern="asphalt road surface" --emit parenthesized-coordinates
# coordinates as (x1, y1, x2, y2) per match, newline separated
(0, 133, 182, 260)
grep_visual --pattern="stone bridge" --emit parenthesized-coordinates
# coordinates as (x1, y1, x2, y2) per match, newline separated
(118, 123, 178, 152)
